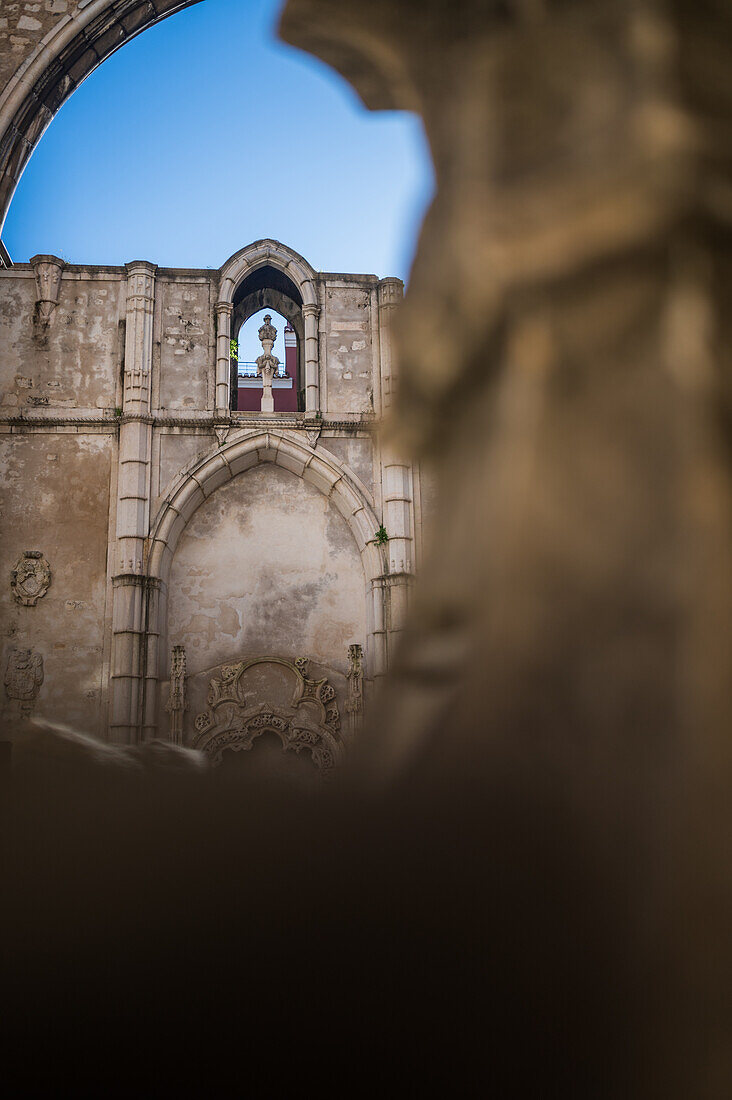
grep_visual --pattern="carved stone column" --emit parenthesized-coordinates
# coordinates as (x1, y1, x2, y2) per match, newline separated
(215, 301, 233, 415)
(165, 645, 188, 745)
(110, 260, 156, 744)
(368, 577, 388, 679)
(302, 302, 320, 414)
(377, 277, 402, 415)
(345, 643, 364, 737)
(376, 277, 414, 656)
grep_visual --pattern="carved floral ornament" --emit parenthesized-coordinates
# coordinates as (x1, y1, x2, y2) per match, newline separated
(11, 551, 51, 606)
(193, 656, 342, 773)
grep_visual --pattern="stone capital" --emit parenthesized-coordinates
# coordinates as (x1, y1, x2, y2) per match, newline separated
(302, 303, 320, 320)
(378, 277, 403, 307)
(124, 260, 157, 278)
(215, 301, 233, 317)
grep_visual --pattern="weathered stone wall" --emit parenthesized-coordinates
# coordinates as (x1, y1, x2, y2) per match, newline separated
(0, 429, 114, 734)
(321, 277, 377, 416)
(155, 272, 215, 413)
(161, 462, 367, 740)
(0, 266, 123, 410)
(0, 244, 417, 743)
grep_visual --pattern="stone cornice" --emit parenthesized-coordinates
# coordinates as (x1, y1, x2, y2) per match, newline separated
(0, 410, 378, 432)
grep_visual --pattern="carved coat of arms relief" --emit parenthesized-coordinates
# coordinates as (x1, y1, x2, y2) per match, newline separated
(4, 647, 44, 713)
(11, 551, 51, 606)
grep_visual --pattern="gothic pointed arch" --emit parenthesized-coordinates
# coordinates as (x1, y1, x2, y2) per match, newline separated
(218, 239, 318, 309)
(148, 428, 383, 592)
(214, 241, 321, 412)
(144, 429, 386, 744)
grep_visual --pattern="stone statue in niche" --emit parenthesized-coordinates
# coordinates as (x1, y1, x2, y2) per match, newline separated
(257, 314, 280, 413)
(5, 647, 44, 714)
(165, 645, 188, 745)
(11, 551, 51, 606)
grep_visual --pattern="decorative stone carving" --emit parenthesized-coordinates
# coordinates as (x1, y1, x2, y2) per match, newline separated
(193, 656, 342, 772)
(257, 314, 280, 413)
(258, 314, 277, 353)
(305, 426, 321, 449)
(165, 645, 188, 745)
(346, 643, 364, 735)
(11, 551, 51, 606)
(30, 254, 65, 324)
(4, 647, 44, 714)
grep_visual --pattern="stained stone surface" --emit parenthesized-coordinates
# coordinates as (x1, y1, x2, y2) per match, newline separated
(163, 463, 366, 731)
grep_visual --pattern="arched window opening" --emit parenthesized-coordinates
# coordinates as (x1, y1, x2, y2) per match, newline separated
(232, 309, 301, 412)
(228, 263, 305, 413)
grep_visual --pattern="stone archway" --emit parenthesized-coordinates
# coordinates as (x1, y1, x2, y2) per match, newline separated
(115, 429, 386, 742)
(0, 1, 205, 235)
(214, 240, 320, 414)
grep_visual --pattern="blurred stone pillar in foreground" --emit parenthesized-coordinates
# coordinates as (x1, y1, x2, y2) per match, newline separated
(281, 0, 732, 1090)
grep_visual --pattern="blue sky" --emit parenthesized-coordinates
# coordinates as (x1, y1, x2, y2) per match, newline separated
(2, 0, 434, 282)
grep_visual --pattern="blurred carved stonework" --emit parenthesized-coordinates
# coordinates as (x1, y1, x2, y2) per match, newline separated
(281, 0, 732, 782)
(278, 4, 732, 1090)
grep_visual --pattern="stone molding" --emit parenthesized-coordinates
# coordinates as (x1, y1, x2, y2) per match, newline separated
(217, 238, 318, 309)
(0, 412, 377, 433)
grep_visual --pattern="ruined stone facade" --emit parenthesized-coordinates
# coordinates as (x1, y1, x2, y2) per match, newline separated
(0, 238, 427, 757)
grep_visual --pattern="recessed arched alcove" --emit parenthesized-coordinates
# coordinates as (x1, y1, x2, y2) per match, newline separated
(230, 264, 304, 412)
(215, 240, 320, 413)
(160, 461, 368, 742)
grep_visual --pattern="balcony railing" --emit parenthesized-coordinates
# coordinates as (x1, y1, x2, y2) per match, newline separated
(235, 360, 289, 378)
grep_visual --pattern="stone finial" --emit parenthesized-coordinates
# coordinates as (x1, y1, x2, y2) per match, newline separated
(257, 314, 280, 413)
(258, 314, 278, 354)
(30, 254, 65, 324)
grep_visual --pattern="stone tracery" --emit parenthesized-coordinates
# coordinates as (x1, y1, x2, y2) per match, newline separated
(193, 656, 342, 773)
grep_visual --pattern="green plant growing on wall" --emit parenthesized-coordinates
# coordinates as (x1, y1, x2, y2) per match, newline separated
(113, 407, 122, 419)
(375, 525, 389, 546)
(230, 338, 239, 361)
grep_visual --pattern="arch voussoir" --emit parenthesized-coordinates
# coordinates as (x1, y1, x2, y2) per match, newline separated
(148, 431, 382, 588)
